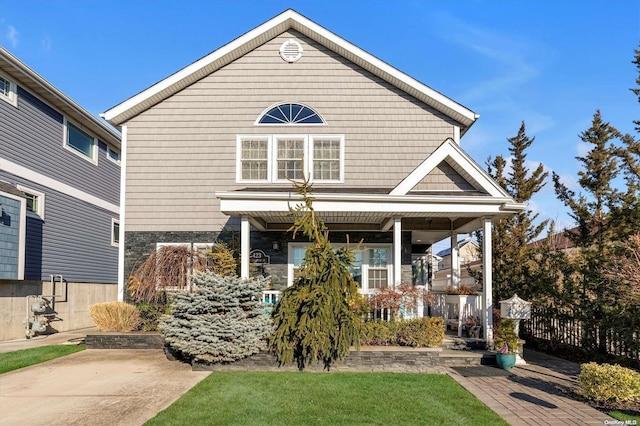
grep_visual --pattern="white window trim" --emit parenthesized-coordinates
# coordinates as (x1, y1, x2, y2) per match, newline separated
(309, 135, 345, 183)
(63, 118, 98, 165)
(287, 242, 392, 292)
(272, 134, 308, 183)
(111, 218, 119, 247)
(107, 146, 121, 165)
(236, 135, 272, 183)
(0, 72, 18, 107)
(0, 190, 26, 279)
(254, 102, 327, 126)
(16, 185, 45, 220)
(236, 134, 345, 184)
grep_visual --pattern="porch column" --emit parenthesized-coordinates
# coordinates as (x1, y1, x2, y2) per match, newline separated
(393, 217, 402, 287)
(482, 217, 493, 341)
(241, 216, 250, 279)
(450, 231, 460, 287)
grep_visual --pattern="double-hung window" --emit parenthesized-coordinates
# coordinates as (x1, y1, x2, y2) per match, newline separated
(65, 120, 97, 163)
(275, 136, 306, 181)
(311, 136, 343, 182)
(238, 136, 270, 182)
(17, 185, 44, 219)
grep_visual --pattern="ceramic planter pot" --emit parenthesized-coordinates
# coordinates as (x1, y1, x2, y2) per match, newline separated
(496, 353, 517, 371)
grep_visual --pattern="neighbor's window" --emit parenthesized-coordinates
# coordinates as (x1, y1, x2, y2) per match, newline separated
(239, 137, 269, 181)
(107, 146, 120, 164)
(65, 122, 96, 162)
(0, 73, 17, 106)
(111, 219, 120, 246)
(275, 137, 305, 181)
(17, 185, 45, 219)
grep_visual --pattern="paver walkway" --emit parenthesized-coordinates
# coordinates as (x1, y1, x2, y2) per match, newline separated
(446, 348, 614, 426)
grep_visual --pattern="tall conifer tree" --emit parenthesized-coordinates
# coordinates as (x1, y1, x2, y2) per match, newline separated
(553, 110, 621, 354)
(483, 122, 548, 302)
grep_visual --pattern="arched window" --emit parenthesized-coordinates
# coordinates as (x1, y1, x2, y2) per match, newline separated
(257, 103, 325, 125)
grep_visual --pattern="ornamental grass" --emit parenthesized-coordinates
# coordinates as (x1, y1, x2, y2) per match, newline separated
(89, 301, 142, 332)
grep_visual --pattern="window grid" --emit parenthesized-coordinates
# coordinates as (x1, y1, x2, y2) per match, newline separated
(24, 193, 39, 214)
(313, 139, 341, 181)
(276, 138, 304, 180)
(0, 76, 10, 97)
(241, 139, 268, 180)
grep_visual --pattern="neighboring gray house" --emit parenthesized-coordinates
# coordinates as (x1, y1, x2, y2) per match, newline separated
(103, 10, 524, 339)
(0, 46, 121, 340)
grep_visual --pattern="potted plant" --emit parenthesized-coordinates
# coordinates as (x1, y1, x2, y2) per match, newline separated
(494, 318, 519, 371)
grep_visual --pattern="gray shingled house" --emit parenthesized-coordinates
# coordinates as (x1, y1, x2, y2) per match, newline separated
(103, 9, 524, 340)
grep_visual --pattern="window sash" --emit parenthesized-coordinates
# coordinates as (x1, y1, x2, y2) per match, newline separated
(67, 123, 95, 159)
(0, 76, 10, 97)
(276, 138, 304, 180)
(240, 138, 269, 181)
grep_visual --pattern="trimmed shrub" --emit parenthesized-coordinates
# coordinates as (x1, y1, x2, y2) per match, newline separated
(89, 301, 141, 332)
(161, 272, 271, 364)
(359, 317, 445, 347)
(579, 362, 640, 403)
(397, 317, 445, 347)
(359, 320, 398, 346)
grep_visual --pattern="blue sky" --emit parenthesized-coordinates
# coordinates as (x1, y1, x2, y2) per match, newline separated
(2, 1, 638, 249)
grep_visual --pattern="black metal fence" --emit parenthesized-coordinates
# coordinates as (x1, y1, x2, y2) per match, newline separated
(522, 306, 640, 366)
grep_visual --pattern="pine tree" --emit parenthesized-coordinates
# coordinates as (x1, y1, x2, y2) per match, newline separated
(160, 273, 271, 364)
(482, 122, 548, 302)
(269, 179, 361, 370)
(553, 110, 621, 354)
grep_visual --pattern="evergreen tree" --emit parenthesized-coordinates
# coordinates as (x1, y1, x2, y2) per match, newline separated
(269, 179, 361, 370)
(161, 273, 271, 364)
(482, 122, 548, 302)
(553, 110, 621, 354)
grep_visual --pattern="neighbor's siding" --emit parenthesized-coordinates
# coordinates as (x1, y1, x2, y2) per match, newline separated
(0, 172, 118, 283)
(0, 86, 120, 206)
(124, 30, 460, 232)
(0, 195, 21, 279)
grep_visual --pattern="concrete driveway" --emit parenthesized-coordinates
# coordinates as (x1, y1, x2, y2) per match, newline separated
(0, 349, 210, 426)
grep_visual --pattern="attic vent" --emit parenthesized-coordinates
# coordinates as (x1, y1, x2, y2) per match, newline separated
(279, 39, 303, 63)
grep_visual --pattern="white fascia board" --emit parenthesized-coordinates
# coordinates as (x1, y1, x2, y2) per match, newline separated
(390, 138, 512, 198)
(103, 9, 476, 129)
(0, 46, 121, 147)
(103, 12, 294, 125)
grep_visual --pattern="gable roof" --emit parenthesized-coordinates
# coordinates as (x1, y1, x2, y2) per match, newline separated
(0, 46, 121, 149)
(102, 9, 478, 130)
(390, 138, 512, 198)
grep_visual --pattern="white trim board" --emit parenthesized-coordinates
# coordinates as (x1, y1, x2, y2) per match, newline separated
(0, 157, 119, 214)
(389, 138, 512, 198)
(0, 189, 26, 279)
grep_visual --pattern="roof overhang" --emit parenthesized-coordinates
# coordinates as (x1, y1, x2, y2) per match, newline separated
(216, 190, 525, 243)
(0, 47, 121, 149)
(102, 9, 478, 132)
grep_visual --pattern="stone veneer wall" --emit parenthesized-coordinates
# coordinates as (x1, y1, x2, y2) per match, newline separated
(0, 279, 117, 341)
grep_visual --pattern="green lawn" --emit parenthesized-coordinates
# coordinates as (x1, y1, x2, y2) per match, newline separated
(610, 410, 640, 423)
(0, 344, 85, 374)
(146, 372, 508, 426)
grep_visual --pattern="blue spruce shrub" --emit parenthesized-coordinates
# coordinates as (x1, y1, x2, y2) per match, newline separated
(160, 272, 272, 364)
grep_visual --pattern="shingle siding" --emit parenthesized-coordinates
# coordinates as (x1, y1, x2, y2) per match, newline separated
(124, 30, 459, 232)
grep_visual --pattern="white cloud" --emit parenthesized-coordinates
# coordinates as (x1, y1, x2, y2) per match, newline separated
(576, 141, 590, 157)
(6, 25, 17, 47)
